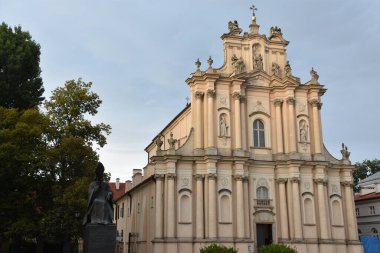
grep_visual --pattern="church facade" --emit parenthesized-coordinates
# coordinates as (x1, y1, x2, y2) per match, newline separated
(115, 11, 362, 253)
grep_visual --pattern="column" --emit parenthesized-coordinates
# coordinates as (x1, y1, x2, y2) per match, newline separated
(155, 175, 164, 238)
(315, 179, 329, 239)
(310, 99, 322, 154)
(274, 99, 284, 153)
(342, 181, 358, 240)
(291, 177, 302, 239)
(195, 91, 204, 149)
(208, 173, 217, 238)
(240, 96, 247, 151)
(207, 89, 216, 148)
(233, 91, 242, 150)
(166, 173, 175, 237)
(277, 178, 289, 240)
(243, 177, 250, 238)
(287, 97, 297, 153)
(195, 174, 204, 238)
(235, 175, 245, 238)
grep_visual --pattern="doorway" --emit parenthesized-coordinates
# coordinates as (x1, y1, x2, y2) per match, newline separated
(256, 224, 272, 250)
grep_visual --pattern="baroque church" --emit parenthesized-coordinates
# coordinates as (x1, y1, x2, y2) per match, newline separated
(114, 8, 362, 253)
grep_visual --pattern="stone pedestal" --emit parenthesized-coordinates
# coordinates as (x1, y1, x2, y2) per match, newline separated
(84, 224, 116, 253)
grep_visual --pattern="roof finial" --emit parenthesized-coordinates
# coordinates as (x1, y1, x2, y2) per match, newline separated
(195, 58, 201, 70)
(250, 4, 257, 20)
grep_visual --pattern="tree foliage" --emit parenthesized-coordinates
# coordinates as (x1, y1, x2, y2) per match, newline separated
(258, 244, 298, 253)
(0, 23, 44, 109)
(353, 159, 380, 193)
(0, 78, 111, 252)
(200, 244, 238, 253)
(0, 108, 49, 241)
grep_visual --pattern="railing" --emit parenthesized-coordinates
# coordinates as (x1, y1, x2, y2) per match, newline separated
(254, 198, 272, 208)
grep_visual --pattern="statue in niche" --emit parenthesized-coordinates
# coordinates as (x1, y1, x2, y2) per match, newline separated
(231, 55, 245, 74)
(228, 20, 242, 35)
(219, 114, 229, 137)
(269, 26, 283, 39)
(284, 61, 292, 77)
(168, 132, 177, 150)
(272, 62, 281, 77)
(83, 162, 114, 225)
(341, 143, 351, 160)
(252, 45, 263, 71)
(299, 121, 308, 142)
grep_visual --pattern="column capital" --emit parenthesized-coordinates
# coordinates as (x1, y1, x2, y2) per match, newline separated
(194, 174, 204, 181)
(314, 178, 327, 185)
(340, 181, 353, 187)
(233, 174, 244, 181)
(290, 177, 300, 183)
(154, 174, 165, 181)
(309, 98, 322, 109)
(195, 91, 204, 99)
(207, 89, 216, 98)
(286, 96, 295, 105)
(208, 173, 217, 180)
(274, 98, 283, 107)
(276, 178, 288, 184)
(167, 173, 176, 180)
(232, 91, 241, 100)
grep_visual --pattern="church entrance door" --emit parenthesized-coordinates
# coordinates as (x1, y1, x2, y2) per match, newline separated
(256, 224, 272, 250)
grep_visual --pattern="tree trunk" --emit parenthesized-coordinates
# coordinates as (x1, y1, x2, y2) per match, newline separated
(36, 237, 44, 253)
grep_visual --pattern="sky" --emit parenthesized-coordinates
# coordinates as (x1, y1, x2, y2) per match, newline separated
(1, 0, 379, 182)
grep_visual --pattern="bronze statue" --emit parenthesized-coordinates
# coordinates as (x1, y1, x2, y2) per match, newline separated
(83, 162, 114, 225)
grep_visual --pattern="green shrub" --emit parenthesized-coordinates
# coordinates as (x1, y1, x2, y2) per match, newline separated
(258, 244, 298, 253)
(200, 243, 238, 253)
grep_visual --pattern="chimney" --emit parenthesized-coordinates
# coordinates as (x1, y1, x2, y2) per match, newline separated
(132, 169, 142, 185)
(116, 178, 120, 191)
(125, 180, 132, 192)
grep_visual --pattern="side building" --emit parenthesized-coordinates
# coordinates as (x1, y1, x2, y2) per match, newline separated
(355, 171, 380, 236)
(115, 11, 362, 253)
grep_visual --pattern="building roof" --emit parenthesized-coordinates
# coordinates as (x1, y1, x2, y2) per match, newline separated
(354, 192, 380, 201)
(109, 182, 126, 201)
(358, 171, 380, 185)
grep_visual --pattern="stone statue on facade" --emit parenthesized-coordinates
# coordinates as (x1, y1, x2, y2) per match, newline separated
(285, 61, 292, 77)
(231, 54, 245, 74)
(341, 143, 351, 160)
(168, 132, 177, 150)
(253, 53, 264, 71)
(300, 121, 308, 142)
(228, 20, 242, 35)
(83, 162, 114, 225)
(310, 67, 319, 83)
(269, 26, 282, 39)
(219, 114, 229, 137)
(272, 62, 281, 77)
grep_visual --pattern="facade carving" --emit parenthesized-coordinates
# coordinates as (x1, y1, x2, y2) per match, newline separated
(114, 7, 362, 253)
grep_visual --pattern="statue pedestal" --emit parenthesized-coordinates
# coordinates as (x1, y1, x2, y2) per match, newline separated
(84, 224, 116, 253)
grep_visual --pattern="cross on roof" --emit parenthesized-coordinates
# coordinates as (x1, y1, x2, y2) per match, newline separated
(250, 4, 257, 16)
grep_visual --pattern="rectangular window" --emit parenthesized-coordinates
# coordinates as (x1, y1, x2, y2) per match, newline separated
(370, 206, 376, 215)
(356, 208, 360, 216)
(121, 203, 124, 218)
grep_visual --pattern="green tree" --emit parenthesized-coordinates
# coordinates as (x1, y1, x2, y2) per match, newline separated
(353, 159, 380, 193)
(42, 79, 111, 250)
(0, 107, 50, 252)
(258, 244, 298, 253)
(0, 23, 44, 109)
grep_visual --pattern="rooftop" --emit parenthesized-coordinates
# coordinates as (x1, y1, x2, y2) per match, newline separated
(354, 192, 380, 202)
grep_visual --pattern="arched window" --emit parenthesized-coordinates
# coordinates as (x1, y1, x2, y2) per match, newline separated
(179, 194, 191, 222)
(253, 119, 265, 147)
(372, 228, 378, 234)
(331, 198, 343, 226)
(256, 186, 269, 199)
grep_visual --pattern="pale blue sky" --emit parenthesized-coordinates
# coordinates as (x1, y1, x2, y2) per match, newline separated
(1, 0, 379, 181)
